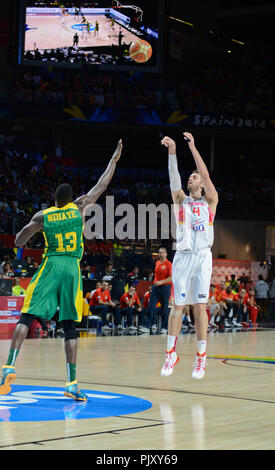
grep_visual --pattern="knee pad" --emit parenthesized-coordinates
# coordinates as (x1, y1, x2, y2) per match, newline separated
(62, 320, 77, 341)
(18, 312, 35, 328)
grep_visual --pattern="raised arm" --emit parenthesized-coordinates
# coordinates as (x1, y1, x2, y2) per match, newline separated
(161, 136, 186, 204)
(74, 139, 123, 216)
(183, 132, 219, 213)
(15, 210, 44, 247)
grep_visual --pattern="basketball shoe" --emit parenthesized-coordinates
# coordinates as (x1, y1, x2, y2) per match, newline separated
(161, 348, 179, 376)
(0, 365, 16, 395)
(64, 380, 88, 401)
(192, 352, 207, 380)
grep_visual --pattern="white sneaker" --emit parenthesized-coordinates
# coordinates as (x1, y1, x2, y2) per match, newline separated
(117, 325, 125, 331)
(129, 325, 137, 331)
(224, 319, 230, 327)
(192, 353, 207, 380)
(232, 318, 242, 327)
(102, 325, 111, 331)
(161, 348, 179, 377)
(151, 325, 158, 330)
(161, 328, 168, 334)
(138, 326, 150, 333)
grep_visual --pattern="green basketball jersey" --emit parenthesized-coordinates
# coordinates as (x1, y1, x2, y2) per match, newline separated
(42, 203, 84, 259)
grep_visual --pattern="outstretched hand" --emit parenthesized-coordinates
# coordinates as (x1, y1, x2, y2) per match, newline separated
(183, 132, 194, 147)
(161, 136, 176, 154)
(113, 139, 123, 162)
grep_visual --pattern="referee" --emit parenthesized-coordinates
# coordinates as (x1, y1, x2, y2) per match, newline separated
(145, 247, 172, 333)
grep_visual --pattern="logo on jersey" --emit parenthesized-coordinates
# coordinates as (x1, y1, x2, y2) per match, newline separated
(192, 221, 206, 232)
(0, 385, 152, 422)
(181, 293, 186, 298)
(198, 294, 206, 298)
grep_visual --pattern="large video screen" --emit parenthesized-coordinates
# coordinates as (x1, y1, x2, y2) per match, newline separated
(20, 0, 163, 72)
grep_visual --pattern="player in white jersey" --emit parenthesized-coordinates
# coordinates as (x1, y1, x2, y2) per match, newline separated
(160, 132, 219, 379)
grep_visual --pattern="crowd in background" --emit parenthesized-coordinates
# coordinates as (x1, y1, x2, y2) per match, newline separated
(178, 45, 275, 115)
(11, 68, 159, 109)
(0, 147, 274, 240)
(12, 39, 275, 115)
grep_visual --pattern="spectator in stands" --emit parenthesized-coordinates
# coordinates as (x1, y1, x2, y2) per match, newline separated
(127, 266, 140, 284)
(102, 261, 115, 281)
(118, 285, 142, 331)
(229, 274, 239, 292)
(12, 278, 26, 296)
(81, 260, 92, 279)
(147, 271, 154, 282)
(113, 239, 123, 258)
(24, 256, 35, 277)
(90, 280, 119, 332)
(95, 261, 115, 281)
(3, 262, 14, 278)
(255, 274, 269, 318)
(0, 255, 13, 274)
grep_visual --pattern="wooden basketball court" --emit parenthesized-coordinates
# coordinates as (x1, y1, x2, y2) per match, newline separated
(25, 14, 140, 51)
(1, 327, 275, 450)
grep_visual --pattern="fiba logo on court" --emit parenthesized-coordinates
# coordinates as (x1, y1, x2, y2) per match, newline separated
(83, 196, 177, 241)
(0, 385, 152, 422)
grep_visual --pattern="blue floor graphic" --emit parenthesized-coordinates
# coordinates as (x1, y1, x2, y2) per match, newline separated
(0, 385, 152, 422)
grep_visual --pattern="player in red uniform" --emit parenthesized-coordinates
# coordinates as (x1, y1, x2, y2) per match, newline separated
(90, 281, 119, 331)
(119, 285, 142, 330)
(145, 247, 172, 333)
(220, 285, 241, 327)
(243, 288, 260, 325)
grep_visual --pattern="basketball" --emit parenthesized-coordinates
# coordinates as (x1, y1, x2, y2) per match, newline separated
(129, 39, 152, 63)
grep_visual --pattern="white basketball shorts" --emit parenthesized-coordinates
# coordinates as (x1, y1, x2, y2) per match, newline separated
(172, 249, 212, 306)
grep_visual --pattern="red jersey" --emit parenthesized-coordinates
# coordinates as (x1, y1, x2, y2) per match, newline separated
(243, 293, 258, 310)
(154, 259, 172, 285)
(234, 294, 246, 304)
(209, 290, 222, 302)
(90, 288, 111, 306)
(119, 292, 140, 309)
(220, 290, 238, 302)
(143, 291, 150, 309)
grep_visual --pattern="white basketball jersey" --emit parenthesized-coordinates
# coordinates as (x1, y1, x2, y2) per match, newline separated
(174, 196, 215, 252)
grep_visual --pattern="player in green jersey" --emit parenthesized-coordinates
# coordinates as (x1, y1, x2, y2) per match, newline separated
(0, 139, 123, 401)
